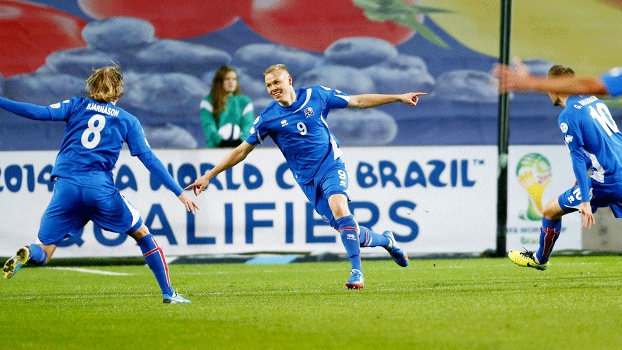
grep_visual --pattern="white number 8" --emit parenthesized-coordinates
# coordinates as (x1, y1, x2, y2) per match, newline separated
(81, 114, 106, 149)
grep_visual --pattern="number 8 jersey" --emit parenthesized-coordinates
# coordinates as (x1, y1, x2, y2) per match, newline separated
(47, 97, 151, 184)
(245, 85, 350, 185)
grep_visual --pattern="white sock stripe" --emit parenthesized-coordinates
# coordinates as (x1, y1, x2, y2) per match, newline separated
(49, 267, 131, 276)
(156, 247, 171, 286)
(145, 236, 171, 286)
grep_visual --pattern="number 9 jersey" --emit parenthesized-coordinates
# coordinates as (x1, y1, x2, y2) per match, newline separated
(48, 96, 152, 184)
(245, 85, 350, 185)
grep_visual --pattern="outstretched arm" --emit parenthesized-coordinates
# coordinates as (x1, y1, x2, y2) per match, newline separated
(492, 59, 607, 95)
(137, 151, 199, 214)
(0, 97, 54, 120)
(347, 92, 427, 109)
(185, 141, 256, 195)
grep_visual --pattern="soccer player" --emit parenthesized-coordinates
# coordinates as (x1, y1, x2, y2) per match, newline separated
(493, 58, 622, 97)
(508, 65, 622, 270)
(1, 65, 199, 304)
(185, 63, 427, 289)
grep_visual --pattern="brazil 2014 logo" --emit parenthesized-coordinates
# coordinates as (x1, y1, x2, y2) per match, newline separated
(516, 153, 552, 220)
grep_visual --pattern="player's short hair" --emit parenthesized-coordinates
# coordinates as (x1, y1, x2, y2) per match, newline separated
(86, 64, 124, 103)
(548, 65, 575, 78)
(264, 64, 289, 76)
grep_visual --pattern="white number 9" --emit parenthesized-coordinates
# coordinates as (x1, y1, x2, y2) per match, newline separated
(297, 121, 307, 135)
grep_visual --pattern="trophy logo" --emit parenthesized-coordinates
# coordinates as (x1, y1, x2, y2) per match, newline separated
(516, 153, 552, 220)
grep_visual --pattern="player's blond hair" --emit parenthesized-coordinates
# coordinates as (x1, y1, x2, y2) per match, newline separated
(86, 64, 124, 103)
(263, 63, 290, 76)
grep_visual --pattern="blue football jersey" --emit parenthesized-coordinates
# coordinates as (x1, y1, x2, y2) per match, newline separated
(559, 95, 622, 186)
(600, 67, 622, 97)
(47, 97, 151, 184)
(246, 85, 350, 184)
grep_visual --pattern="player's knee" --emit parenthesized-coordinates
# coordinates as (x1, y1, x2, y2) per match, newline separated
(328, 194, 350, 218)
(128, 224, 150, 241)
(542, 202, 564, 220)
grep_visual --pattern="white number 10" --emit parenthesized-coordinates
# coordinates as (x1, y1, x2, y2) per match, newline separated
(589, 103, 619, 136)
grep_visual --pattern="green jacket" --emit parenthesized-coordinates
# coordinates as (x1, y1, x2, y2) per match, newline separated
(200, 94, 255, 148)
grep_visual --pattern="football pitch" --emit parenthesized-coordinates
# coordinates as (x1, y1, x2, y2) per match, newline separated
(1, 256, 621, 350)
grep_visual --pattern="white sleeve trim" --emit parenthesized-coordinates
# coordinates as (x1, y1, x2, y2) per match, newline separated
(242, 102, 254, 116)
(200, 99, 213, 112)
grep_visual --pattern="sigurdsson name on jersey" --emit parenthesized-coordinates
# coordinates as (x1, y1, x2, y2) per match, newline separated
(86, 103, 120, 117)
(577, 96, 598, 106)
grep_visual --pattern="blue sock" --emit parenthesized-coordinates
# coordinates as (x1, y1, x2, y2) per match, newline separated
(336, 215, 362, 271)
(535, 218, 561, 264)
(28, 244, 47, 265)
(359, 226, 390, 248)
(137, 234, 174, 296)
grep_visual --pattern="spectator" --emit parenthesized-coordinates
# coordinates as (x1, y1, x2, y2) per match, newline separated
(200, 66, 255, 148)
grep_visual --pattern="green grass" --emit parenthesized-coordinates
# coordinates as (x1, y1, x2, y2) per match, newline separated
(1, 257, 621, 350)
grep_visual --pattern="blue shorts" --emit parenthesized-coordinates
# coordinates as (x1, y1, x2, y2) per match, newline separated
(38, 178, 143, 245)
(557, 180, 622, 218)
(299, 159, 350, 229)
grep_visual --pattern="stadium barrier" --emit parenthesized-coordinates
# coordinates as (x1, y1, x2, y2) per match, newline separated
(0, 145, 581, 258)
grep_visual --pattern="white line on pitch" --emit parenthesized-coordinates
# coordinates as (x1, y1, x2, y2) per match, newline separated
(49, 267, 131, 276)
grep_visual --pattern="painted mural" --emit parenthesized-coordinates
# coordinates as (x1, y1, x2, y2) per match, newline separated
(1, 0, 620, 150)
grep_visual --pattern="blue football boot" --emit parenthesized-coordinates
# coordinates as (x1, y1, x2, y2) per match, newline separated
(383, 231, 409, 267)
(345, 269, 364, 290)
(163, 292, 192, 304)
